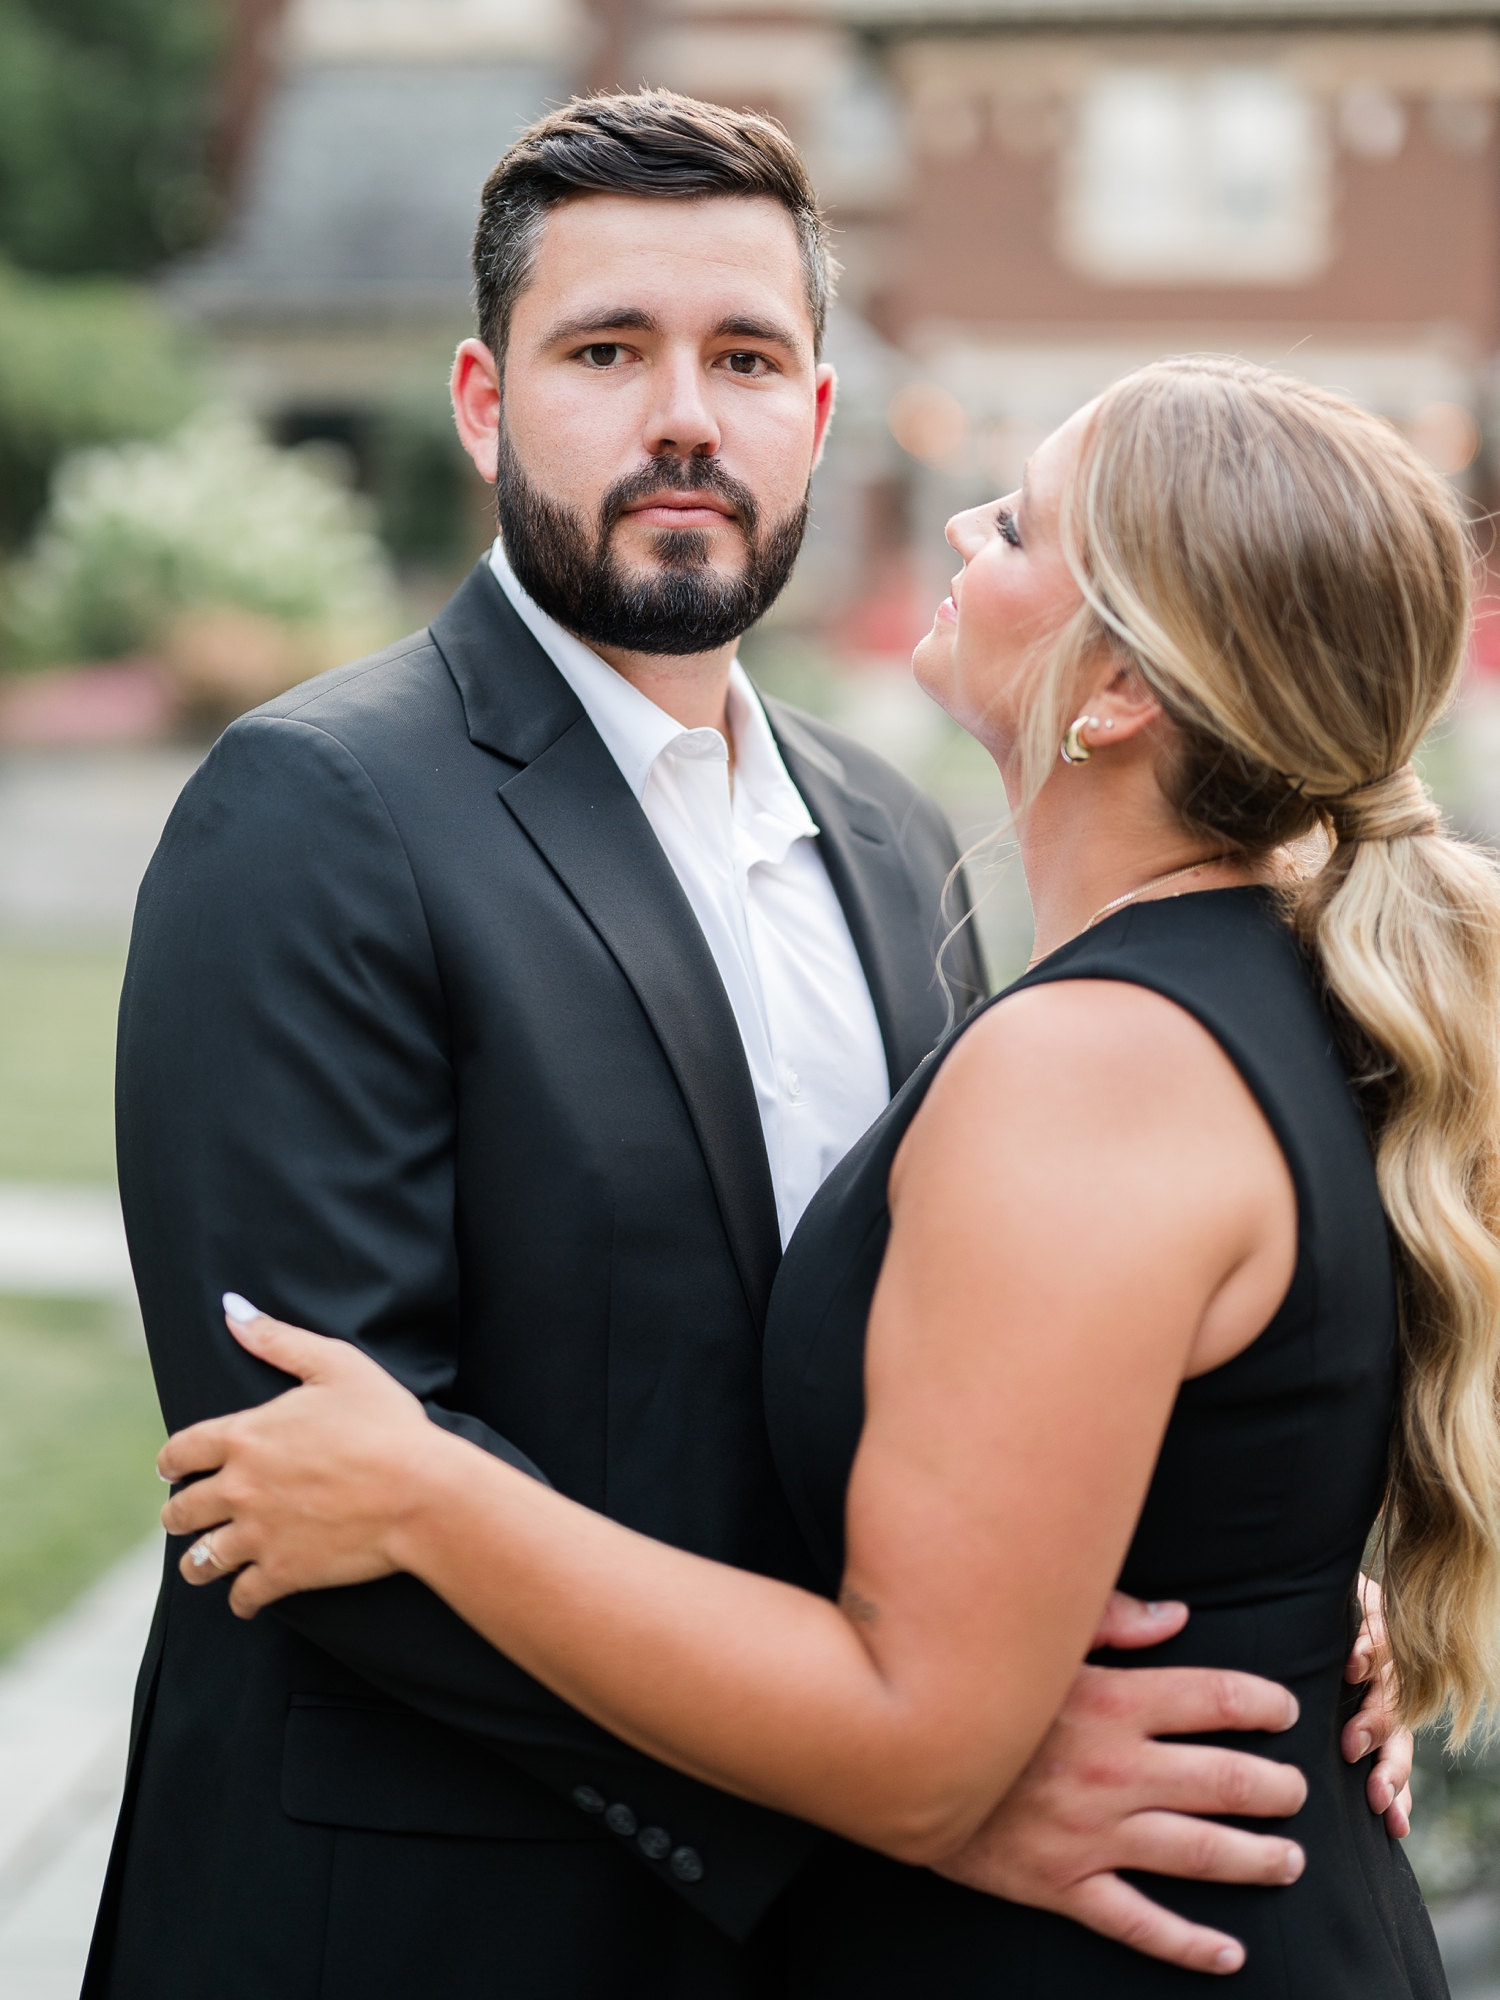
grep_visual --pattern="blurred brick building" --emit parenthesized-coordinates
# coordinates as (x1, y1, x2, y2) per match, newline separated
(180, 0, 1500, 643)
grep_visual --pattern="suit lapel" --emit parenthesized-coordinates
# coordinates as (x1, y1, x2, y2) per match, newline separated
(430, 565, 782, 1329)
(765, 699, 950, 1091)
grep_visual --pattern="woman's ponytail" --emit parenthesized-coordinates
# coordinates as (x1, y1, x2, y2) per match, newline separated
(1294, 781, 1500, 1738)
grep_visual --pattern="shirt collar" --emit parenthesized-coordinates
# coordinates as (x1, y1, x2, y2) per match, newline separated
(724, 667, 819, 863)
(489, 537, 679, 800)
(488, 538, 820, 854)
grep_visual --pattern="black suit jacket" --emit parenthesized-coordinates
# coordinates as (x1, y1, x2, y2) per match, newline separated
(87, 564, 985, 1996)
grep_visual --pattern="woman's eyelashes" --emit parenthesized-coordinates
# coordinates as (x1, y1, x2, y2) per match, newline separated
(997, 506, 1022, 548)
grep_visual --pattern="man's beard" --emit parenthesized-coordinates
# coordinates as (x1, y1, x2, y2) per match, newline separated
(495, 426, 808, 657)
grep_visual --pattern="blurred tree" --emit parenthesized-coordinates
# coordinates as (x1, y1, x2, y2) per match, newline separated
(0, 0, 226, 277)
(0, 262, 200, 547)
(369, 388, 489, 570)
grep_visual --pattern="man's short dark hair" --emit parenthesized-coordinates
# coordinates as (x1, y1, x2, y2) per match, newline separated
(473, 89, 837, 362)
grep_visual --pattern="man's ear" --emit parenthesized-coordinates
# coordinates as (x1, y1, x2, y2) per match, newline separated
(451, 338, 501, 484)
(810, 363, 837, 473)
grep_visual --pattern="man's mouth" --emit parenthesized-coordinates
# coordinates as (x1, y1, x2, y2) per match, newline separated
(620, 492, 738, 532)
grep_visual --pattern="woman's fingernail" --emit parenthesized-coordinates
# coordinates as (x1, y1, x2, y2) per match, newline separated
(156, 1466, 172, 1485)
(1350, 1730, 1372, 1761)
(1283, 1845, 1305, 1883)
(223, 1292, 262, 1325)
(1214, 1944, 1244, 1974)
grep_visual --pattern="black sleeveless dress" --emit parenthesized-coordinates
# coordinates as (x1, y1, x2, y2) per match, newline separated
(761, 887, 1448, 1997)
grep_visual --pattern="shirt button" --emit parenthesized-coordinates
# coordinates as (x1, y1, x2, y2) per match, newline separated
(786, 1070, 801, 1098)
(638, 1825, 672, 1861)
(572, 1786, 606, 1814)
(604, 1803, 638, 1837)
(670, 1846, 705, 1883)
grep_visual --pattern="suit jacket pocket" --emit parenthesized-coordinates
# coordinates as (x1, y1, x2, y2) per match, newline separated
(281, 1696, 607, 1841)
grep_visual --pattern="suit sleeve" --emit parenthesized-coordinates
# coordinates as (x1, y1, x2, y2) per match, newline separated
(117, 713, 821, 1942)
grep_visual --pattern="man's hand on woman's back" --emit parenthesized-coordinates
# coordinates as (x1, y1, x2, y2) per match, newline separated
(932, 1589, 1413, 1977)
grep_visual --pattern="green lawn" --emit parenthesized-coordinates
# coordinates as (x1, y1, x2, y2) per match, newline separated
(0, 1294, 163, 1658)
(0, 939, 163, 1659)
(0, 941, 126, 1182)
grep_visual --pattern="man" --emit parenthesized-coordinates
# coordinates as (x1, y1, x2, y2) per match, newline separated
(87, 90, 1408, 2000)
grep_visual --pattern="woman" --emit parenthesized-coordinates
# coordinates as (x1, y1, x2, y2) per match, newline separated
(159, 358, 1496, 1993)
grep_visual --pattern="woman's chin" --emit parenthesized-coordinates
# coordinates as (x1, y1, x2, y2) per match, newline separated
(911, 628, 949, 702)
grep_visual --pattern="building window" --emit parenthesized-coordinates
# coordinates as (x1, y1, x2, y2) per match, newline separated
(1061, 67, 1329, 286)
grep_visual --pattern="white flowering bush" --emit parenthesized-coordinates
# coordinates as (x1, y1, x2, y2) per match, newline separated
(4, 408, 398, 669)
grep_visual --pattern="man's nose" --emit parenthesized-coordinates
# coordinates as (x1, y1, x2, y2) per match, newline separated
(644, 351, 721, 460)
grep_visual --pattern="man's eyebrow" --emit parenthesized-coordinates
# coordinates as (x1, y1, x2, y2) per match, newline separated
(712, 314, 803, 350)
(541, 307, 663, 346)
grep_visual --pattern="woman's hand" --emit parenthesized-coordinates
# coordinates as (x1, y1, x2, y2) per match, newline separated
(158, 1297, 449, 1618)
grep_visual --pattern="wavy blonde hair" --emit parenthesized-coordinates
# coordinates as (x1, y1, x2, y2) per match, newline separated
(1022, 356, 1500, 1741)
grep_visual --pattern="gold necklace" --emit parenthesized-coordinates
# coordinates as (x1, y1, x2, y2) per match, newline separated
(1027, 854, 1235, 970)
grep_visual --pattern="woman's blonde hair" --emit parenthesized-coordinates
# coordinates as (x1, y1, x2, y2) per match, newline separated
(1031, 355, 1500, 1741)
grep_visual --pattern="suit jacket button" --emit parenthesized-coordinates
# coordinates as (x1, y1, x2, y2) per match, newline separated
(638, 1826, 672, 1861)
(572, 1786, 606, 1815)
(604, 1803, 638, 1837)
(670, 1846, 705, 1883)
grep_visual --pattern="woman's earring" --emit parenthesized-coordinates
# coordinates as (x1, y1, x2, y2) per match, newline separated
(1060, 714, 1097, 765)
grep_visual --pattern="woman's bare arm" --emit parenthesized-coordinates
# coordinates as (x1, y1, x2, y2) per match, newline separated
(161, 979, 1295, 1862)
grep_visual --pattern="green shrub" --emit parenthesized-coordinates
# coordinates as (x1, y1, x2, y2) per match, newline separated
(4, 408, 398, 668)
(0, 260, 201, 546)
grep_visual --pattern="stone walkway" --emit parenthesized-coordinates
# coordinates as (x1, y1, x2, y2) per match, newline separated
(0, 1187, 132, 1298)
(0, 1537, 161, 1999)
(0, 748, 199, 939)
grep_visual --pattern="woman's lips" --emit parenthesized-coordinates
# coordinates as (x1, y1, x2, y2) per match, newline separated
(935, 594, 958, 625)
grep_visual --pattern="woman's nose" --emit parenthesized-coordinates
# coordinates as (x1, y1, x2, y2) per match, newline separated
(946, 503, 994, 559)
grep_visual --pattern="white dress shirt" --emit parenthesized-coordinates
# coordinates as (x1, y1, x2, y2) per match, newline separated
(488, 538, 890, 1243)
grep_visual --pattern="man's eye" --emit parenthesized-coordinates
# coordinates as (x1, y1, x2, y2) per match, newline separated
(725, 352, 767, 376)
(582, 344, 622, 368)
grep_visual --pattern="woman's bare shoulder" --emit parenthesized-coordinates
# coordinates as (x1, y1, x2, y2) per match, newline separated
(924, 976, 1242, 1134)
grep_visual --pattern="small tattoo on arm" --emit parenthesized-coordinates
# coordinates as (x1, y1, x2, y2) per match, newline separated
(840, 1585, 880, 1625)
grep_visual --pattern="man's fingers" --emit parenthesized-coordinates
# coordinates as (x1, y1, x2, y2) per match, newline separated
(1343, 1676, 1402, 1762)
(1365, 1729, 1415, 1817)
(1135, 1741, 1307, 1821)
(1091, 1592, 1189, 1652)
(1346, 1574, 1389, 1683)
(157, 1419, 233, 1485)
(1115, 1811, 1304, 1887)
(1368, 1727, 1414, 1806)
(1083, 1663, 1298, 1739)
(1064, 1872, 1246, 1976)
